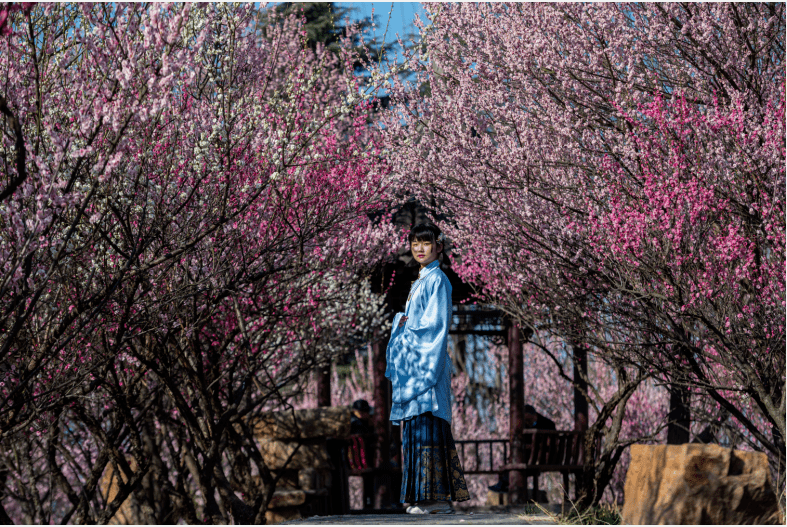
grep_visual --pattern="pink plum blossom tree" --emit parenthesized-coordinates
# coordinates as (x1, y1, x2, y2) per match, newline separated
(377, 2, 785, 507)
(0, 3, 399, 523)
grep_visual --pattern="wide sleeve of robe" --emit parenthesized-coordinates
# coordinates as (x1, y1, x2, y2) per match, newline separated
(385, 273, 452, 405)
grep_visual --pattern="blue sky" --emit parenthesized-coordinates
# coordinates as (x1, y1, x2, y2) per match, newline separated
(339, 2, 427, 54)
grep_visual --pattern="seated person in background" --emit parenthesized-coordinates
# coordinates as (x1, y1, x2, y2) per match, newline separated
(350, 399, 373, 435)
(523, 404, 556, 430)
(348, 400, 374, 471)
(488, 405, 555, 492)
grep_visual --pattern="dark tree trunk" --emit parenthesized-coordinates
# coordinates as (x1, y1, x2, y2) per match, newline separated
(0, 469, 14, 525)
(316, 365, 331, 407)
(667, 383, 691, 444)
(573, 343, 589, 432)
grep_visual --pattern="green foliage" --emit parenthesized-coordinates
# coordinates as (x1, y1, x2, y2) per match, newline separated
(257, 3, 388, 68)
(268, 3, 356, 53)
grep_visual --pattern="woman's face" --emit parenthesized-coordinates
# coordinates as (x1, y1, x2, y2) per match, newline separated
(411, 238, 441, 267)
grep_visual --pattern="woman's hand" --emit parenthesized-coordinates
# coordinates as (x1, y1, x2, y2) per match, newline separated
(398, 316, 408, 328)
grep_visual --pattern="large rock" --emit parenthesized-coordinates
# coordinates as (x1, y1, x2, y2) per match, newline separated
(255, 469, 300, 490)
(265, 506, 301, 524)
(269, 490, 306, 509)
(622, 444, 781, 524)
(99, 458, 139, 525)
(251, 407, 351, 440)
(260, 439, 333, 470)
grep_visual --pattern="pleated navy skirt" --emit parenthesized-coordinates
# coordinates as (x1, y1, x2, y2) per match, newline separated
(400, 412, 470, 503)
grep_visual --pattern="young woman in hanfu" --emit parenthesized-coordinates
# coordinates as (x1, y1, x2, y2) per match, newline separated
(385, 222, 470, 514)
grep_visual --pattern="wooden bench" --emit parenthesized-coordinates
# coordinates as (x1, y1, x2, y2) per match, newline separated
(499, 430, 587, 505)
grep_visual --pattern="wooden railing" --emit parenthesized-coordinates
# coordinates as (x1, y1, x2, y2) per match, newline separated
(337, 430, 591, 510)
(454, 439, 510, 474)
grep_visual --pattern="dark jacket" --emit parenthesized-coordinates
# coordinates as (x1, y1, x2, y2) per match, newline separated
(529, 412, 556, 430)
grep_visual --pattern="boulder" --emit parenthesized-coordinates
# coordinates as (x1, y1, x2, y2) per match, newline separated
(265, 506, 301, 524)
(269, 490, 306, 509)
(260, 439, 332, 470)
(258, 469, 299, 490)
(100, 457, 138, 525)
(251, 407, 351, 440)
(622, 444, 781, 524)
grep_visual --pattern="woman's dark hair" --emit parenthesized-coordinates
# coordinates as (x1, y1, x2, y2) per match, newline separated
(407, 222, 449, 264)
(408, 222, 442, 245)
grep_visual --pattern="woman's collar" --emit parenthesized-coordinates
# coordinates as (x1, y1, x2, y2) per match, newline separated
(418, 259, 440, 277)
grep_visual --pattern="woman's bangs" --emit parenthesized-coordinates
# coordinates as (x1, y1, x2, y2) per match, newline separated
(409, 224, 438, 244)
(412, 232, 436, 244)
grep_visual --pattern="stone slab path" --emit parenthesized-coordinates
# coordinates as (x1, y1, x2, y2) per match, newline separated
(283, 509, 557, 525)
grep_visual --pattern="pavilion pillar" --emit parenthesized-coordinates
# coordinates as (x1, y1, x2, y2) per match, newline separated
(507, 320, 526, 505)
(315, 365, 331, 407)
(371, 337, 392, 508)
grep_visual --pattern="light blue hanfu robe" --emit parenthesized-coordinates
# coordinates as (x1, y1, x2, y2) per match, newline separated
(385, 259, 454, 425)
